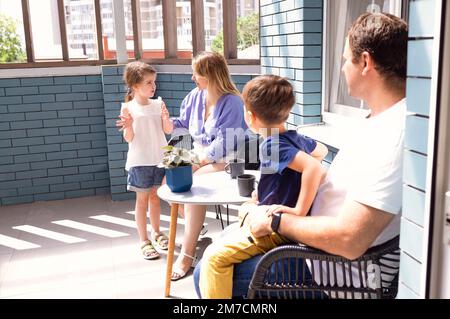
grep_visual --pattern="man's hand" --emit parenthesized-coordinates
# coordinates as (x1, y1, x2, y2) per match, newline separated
(247, 206, 272, 238)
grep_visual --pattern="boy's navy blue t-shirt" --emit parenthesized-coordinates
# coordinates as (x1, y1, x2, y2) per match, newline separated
(258, 130, 317, 208)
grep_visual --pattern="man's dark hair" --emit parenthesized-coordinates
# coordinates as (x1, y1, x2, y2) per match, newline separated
(348, 13, 408, 88)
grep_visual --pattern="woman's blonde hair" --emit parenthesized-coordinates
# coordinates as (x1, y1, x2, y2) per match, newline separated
(123, 61, 156, 102)
(192, 51, 240, 96)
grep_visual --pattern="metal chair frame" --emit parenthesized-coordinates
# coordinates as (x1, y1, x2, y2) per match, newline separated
(247, 236, 400, 299)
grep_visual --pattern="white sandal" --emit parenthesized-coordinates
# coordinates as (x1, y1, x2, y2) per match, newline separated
(171, 253, 198, 281)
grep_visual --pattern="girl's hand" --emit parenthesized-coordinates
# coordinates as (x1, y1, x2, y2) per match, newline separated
(161, 101, 170, 120)
(116, 112, 133, 131)
(265, 204, 294, 217)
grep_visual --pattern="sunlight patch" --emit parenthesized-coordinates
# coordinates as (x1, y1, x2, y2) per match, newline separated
(52, 220, 129, 238)
(12, 225, 86, 244)
(0, 234, 41, 250)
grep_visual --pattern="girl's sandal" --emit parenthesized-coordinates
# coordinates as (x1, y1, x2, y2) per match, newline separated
(141, 240, 159, 260)
(151, 232, 169, 250)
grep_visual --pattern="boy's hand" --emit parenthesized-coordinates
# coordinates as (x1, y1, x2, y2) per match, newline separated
(161, 101, 170, 120)
(116, 112, 133, 131)
(251, 190, 258, 203)
(265, 204, 294, 217)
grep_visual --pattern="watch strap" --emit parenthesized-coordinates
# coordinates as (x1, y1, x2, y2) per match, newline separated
(271, 212, 283, 233)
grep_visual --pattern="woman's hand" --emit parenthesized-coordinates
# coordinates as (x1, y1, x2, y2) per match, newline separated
(116, 111, 133, 131)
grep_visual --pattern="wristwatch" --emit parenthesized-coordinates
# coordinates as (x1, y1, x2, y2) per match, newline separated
(270, 212, 283, 233)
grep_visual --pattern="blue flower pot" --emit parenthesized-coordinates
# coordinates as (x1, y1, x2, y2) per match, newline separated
(165, 165, 193, 193)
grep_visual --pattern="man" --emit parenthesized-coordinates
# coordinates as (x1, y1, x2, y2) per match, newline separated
(194, 12, 408, 298)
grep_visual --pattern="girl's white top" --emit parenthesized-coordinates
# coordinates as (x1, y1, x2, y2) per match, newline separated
(122, 98, 167, 171)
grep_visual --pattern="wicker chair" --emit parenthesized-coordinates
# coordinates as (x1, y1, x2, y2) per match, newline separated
(247, 236, 400, 299)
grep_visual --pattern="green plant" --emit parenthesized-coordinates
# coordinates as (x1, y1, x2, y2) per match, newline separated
(0, 14, 26, 63)
(211, 12, 259, 54)
(237, 12, 259, 51)
(160, 146, 200, 169)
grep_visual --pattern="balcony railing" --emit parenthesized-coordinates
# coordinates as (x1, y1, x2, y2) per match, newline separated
(0, 0, 260, 69)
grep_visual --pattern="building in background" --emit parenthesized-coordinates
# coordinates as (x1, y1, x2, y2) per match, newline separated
(0, 0, 258, 60)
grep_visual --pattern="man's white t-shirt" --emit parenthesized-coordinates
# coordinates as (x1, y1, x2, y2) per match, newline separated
(309, 98, 406, 293)
(122, 99, 168, 171)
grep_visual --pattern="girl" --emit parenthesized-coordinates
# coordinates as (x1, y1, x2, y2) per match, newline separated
(160, 52, 247, 280)
(116, 61, 169, 260)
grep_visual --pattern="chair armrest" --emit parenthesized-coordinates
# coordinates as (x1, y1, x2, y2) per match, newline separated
(248, 236, 400, 299)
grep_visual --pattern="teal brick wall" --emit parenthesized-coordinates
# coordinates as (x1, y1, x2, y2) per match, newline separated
(260, 0, 323, 129)
(102, 65, 256, 201)
(397, 0, 438, 299)
(321, 144, 338, 170)
(0, 69, 257, 205)
(0, 75, 109, 206)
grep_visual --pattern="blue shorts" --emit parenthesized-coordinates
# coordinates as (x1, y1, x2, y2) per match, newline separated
(127, 166, 165, 192)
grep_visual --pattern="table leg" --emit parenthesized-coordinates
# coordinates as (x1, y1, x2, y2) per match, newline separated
(165, 203, 179, 297)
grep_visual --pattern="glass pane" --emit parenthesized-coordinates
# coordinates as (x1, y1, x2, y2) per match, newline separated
(140, 0, 164, 59)
(237, 0, 259, 59)
(0, 0, 26, 63)
(29, 0, 62, 61)
(124, 0, 134, 59)
(176, 0, 193, 57)
(336, 0, 401, 109)
(64, 0, 98, 60)
(101, 0, 133, 60)
(100, 0, 115, 60)
(205, 0, 222, 53)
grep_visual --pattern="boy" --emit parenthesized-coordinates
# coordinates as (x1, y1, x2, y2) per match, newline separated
(198, 75, 328, 298)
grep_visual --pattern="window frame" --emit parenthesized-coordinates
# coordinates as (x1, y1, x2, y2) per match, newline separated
(0, 0, 260, 69)
(321, 0, 409, 123)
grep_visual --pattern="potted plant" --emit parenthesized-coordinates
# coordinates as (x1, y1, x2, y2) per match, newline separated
(159, 146, 200, 193)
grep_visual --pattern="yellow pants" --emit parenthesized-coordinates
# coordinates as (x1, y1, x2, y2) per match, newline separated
(199, 205, 289, 299)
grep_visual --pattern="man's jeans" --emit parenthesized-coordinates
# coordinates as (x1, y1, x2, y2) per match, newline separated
(193, 224, 318, 299)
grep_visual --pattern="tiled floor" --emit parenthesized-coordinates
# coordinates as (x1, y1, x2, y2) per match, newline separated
(0, 195, 238, 299)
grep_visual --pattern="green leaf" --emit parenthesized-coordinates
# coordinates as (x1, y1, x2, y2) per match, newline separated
(0, 14, 26, 63)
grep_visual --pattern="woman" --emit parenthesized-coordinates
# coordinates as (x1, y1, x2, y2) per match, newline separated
(161, 51, 248, 280)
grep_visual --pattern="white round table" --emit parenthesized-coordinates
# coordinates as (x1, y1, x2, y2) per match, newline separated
(157, 170, 259, 297)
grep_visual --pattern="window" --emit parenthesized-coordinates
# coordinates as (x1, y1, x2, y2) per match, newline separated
(0, 0, 26, 64)
(0, 0, 260, 68)
(30, 0, 63, 61)
(323, 0, 407, 118)
(140, 0, 164, 58)
(64, 0, 99, 60)
(237, 0, 259, 59)
(205, 0, 221, 52)
(176, 0, 193, 53)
